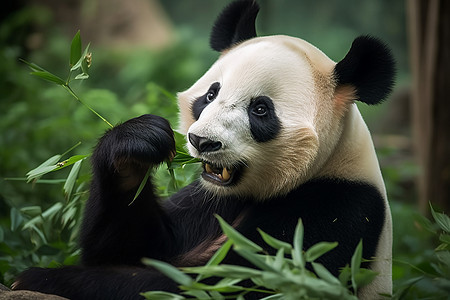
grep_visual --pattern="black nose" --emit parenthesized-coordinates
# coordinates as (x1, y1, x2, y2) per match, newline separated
(189, 133, 222, 153)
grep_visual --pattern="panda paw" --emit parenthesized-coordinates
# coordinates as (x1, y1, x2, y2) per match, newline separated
(93, 114, 175, 187)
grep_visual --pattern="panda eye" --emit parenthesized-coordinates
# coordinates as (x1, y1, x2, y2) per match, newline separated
(206, 91, 216, 102)
(205, 82, 220, 103)
(252, 103, 268, 117)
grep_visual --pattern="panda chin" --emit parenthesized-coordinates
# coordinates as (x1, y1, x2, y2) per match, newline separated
(201, 161, 243, 186)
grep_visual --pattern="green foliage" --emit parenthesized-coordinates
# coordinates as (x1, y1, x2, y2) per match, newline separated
(142, 218, 375, 299)
(0, 30, 200, 287)
(391, 204, 450, 299)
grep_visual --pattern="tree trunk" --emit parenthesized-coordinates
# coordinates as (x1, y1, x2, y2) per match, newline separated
(407, 0, 450, 213)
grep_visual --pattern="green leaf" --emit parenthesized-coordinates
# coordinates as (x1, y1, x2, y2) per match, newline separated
(436, 250, 450, 267)
(182, 290, 210, 299)
(129, 167, 152, 206)
(440, 233, 450, 245)
(75, 72, 89, 80)
(10, 207, 24, 231)
(22, 202, 63, 231)
(62, 206, 77, 229)
(205, 239, 232, 267)
(142, 258, 193, 287)
(20, 59, 46, 72)
(311, 262, 341, 285)
(215, 215, 262, 252)
(141, 291, 185, 300)
(70, 30, 82, 67)
(182, 265, 262, 279)
(353, 268, 378, 289)
(305, 241, 338, 262)
(28, 224, 48, 245)
(257, 228, 292, 252)
(71, 42, 90, 72)
(338, 265, 351, 287)
(20, 206, 43, 217)
(234, 248, 277, 272)
(292, 218, 304, 267)
(54, 154, 89, 171)
(273, 248, 285, 271)
(260, 295, 284, 300)
(351, 240, 363, 294)
(26, 154, 61, 182)
(196, 239, 232, 281)
(0, 227, 4, 243)
(30, 71, 65, 85)
(188, 280, 246, 293)
(64, 159, 83, 200)
(430, 203, 450, 233)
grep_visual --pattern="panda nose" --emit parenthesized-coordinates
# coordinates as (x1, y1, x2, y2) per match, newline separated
(189, 133, 222, 153)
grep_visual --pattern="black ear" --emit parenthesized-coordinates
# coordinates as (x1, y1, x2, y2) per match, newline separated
(210, 0, 260, 52)
(334, 36, 396, 105)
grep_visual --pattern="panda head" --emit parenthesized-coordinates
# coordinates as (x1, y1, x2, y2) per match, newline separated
(178, 0, 395, 200)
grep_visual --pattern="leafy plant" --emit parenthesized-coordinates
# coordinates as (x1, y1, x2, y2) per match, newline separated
(142, 217, 377, 299)
(391, 204, 450, 299)
(0, 31, 199, 286)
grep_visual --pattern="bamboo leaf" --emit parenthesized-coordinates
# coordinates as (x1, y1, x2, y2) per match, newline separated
(305, 241, 338, 262)
(257, 228, 292, 252)
(292, 218, 305, 267)
(215, 215, 262, 252)
(30, 71, 65, 85)
(70, 30, 82, 67)
(129, 167, 152, 206)
(196, 239, 232, 281)
(234, 248, 277, 272)
(20, 59, 46, 72)
(10, 208, 24, 231)
(351, 240, 363, 293)
(141, 291, 185, 300)
(26, 154, 61, 182)
(430, 203, 450, 233)
(20, 206, 42, 217)
(353, 268, 379, 289)
(311, 262, 341, 285)
(71, 43, 90, 71)
(64, 159, 83, 200)
(182, 265, 262, 279)
(54, 154, 89, 171)
(142, 258, 193, 287)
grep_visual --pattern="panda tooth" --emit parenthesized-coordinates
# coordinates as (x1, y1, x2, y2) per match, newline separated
(205, 163, 213, 174)
(222, 167, 231, 181)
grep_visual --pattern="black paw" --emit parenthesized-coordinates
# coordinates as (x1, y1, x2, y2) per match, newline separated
(93, 114, 175, 179)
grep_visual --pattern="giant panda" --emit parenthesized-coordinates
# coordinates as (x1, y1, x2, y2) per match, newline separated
(14, 1, 395, 299)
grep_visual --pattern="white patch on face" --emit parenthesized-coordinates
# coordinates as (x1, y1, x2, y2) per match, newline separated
(178, 35, 343, 200)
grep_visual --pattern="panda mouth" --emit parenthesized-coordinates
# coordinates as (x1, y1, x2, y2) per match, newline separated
(201, 162, 243, 186)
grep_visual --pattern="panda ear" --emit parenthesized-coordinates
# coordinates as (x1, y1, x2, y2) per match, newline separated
(210, 0, 260, 52)
(334, 36, 396, 105)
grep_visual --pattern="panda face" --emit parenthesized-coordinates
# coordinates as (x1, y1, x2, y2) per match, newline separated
(178, 36, 348, 200)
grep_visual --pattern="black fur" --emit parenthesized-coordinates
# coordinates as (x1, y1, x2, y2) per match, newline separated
(247, 96, 281, 142)
(334, 35, 396, 105)
(210, 0, 259, 52)
(192, 82, 220, 120)
(15, 115, 385, 299)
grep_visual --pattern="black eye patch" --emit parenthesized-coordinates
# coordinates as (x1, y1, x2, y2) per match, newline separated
(192, 82, 221, 120)
(247, 96, 281, 143)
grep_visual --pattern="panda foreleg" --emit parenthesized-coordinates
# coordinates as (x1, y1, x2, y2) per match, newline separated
(79, 114, 177, 266)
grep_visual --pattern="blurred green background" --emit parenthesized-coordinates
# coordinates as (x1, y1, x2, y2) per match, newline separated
(1, 0, 448, 298)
